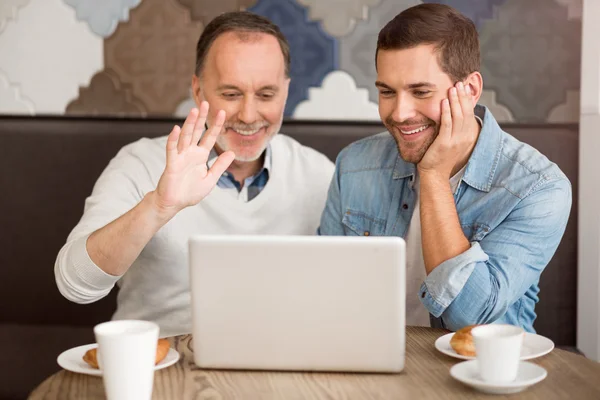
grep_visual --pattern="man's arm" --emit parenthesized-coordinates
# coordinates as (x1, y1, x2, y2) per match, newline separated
(317, 153, 346, 235)
(419, 172, 470, 274)
(55, 103, 234, 302)
(419, 178, 572, 330)
(418, 82, 478, 274)
(54, 189, 168, 303)
(414, 80, 572, 330)
(84, 191, 173, 276)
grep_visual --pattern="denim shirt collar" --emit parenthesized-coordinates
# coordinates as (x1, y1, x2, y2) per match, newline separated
(392, 105, 502, 193)
(461, 105, 503, 193)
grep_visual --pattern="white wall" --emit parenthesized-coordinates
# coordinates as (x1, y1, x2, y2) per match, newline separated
(577, 0, 600, 362)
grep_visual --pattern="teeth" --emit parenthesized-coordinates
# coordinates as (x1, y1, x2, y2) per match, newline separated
(230, 127, 263, 136)
(400, 125, 429, 135)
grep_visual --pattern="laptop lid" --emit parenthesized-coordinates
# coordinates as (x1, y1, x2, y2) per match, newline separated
(189, 235, 406, 373)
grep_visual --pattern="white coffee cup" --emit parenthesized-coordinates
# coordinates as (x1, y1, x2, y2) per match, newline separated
(94, 320, 159, 400)
(471, 324, 524, 383)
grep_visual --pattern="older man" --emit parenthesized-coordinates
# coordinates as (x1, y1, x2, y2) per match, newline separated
(55, 12, 334, 336)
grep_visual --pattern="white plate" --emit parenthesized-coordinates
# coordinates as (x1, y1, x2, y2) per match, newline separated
(435, 332, 554, 361)
(57, 344, 180, 376)
(450, 360, 547, 395)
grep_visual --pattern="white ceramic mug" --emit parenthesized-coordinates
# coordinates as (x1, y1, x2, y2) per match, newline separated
(94, 320, 159, 400)
(471, 324, 524, 383)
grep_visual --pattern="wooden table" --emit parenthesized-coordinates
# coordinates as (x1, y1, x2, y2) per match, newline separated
(29, 327, 600, 399)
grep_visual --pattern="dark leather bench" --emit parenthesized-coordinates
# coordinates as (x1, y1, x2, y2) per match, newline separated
(0, 115, 578, 399)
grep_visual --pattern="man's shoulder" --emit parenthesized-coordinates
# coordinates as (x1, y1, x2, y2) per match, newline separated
(119, 135, 167, 154)
(272, 134, 334, 168)
(114, 135, 167, 163)
(496, 131, 570, 197)
(336, 131, 398, 173)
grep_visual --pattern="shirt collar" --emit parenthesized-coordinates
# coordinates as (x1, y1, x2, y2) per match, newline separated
(392, 105, 500, 192)
(207, 144, 272, 175)
(460, 105, 503, 193)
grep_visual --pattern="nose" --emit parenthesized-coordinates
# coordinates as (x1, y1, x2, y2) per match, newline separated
(392, 93, 417, 123)
(238, 96, 258, 124)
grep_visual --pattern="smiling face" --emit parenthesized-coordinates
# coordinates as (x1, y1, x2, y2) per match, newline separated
(192, 31, 290, 162)
(376, 44, 455, 164)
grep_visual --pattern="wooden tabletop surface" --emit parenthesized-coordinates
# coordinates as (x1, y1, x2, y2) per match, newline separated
(29, 326, 600, 399)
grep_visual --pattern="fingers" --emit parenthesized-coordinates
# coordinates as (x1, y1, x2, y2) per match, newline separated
(166, 125, 181, 164)
(178, 108, 199, 153)
(198, 109, 226, 151)
(440, 98, 452, 139)
(456, 81, 474, 121)
(191, 101, 209, 146)
(205, 150, 236, 186)
(448, 86, 463, 135)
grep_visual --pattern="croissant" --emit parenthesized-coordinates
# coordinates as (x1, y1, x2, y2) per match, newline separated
(450, 325, 481, 357)
(83, 338, 171, 369)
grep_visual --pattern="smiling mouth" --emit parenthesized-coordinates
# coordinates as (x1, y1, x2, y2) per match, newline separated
(227, 127, 265, 136)
(399, 124, 431, 135)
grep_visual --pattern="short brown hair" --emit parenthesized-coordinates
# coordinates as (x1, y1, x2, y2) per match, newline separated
(195, 11, 291, 77)
(376, 4, 480, 82)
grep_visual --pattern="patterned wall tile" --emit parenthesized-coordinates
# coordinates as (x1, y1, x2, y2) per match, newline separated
(0, 70, 34, 114)
(175, 0, 257, 24)
(0, 0, 103, 114)
(297, 0, 381, 38)
(423, 0, 507, 30)
(249, 0, 337, 116)
(547, 90, 580, 123)
(64, 0, 141, 38)
(104, 0, 203, 114)
(0, 0, 30, 33)
(0, 0, 585, 122)
(479, 0, 581, 122)
(554, 0, 582, 20)
(478, 89, 514, 122)
(65, 69, 147, 116)
(293, 70, 379, 120)
(339, 0, 421, 104)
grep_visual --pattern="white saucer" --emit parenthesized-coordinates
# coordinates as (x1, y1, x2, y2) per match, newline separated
(435, 332, 554, 360)
(57, 344, 180, 376)
(450, 360, 547, 395)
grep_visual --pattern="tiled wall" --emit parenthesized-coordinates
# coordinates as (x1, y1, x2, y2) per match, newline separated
(0, 0, 582, 122)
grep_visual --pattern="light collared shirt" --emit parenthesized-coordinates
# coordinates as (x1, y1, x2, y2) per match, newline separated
(318, 105, 572, 333)
(207, 145, 271, 202)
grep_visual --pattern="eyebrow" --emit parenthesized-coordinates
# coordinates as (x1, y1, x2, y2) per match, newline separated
(375, 81, 437, 90)
(216, 84, 279, 91)
(407, 82, 436, 89)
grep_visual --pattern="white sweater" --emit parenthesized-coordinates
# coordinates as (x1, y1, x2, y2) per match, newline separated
(55, 134, 335, 337)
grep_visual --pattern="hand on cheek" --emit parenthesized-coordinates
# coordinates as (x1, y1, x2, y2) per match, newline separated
(417, 81, 477, 178)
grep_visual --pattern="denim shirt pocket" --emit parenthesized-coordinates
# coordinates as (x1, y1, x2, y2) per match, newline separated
(461, 222, 491, 242)
(342, 209, 386, 237)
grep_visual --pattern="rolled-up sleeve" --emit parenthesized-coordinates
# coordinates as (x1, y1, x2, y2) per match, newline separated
(419, 242, 489, 317)
(55, 234, 122, 303)
(419, 177, 572, 331)
(54, 144, 151, 304)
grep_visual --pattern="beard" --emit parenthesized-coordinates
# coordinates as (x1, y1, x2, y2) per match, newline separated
(384, 116, 439, 164)
(216, 120, 280, 162)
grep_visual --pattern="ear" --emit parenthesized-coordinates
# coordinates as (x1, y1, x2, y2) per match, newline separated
(191, 74, 204, 106)
(464, 72, 483, 105)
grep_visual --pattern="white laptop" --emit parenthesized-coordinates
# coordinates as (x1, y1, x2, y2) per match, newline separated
(188, 235, 406, 373)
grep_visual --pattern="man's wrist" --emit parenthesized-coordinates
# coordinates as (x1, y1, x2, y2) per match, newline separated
(144, 191, 179, 226)
(418, 167, 451, 183)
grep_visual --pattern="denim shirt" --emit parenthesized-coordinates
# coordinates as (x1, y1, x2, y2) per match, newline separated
(318, 105, 572, 333)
